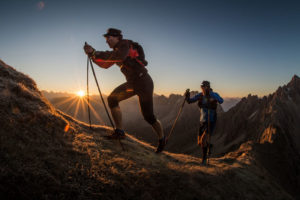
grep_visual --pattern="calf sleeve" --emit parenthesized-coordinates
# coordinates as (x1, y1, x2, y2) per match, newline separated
(108, 94, 119, 109)
(144, 114, 157, 125)
(202, 147, 208, 160)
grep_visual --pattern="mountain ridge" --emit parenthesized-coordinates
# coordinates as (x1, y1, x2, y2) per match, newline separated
(210, 74, 300, 198)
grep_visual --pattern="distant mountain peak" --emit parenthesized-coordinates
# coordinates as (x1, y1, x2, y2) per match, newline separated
(291, 74, 299, 80)
(287, 74, 300, 88)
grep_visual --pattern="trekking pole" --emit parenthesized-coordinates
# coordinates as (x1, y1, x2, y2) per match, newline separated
(86, 56, 92, 129)
(86, 51, 125, 151)
(167, 89, 189, 140)
(88, 58, 115, 128)
(207, 109, 211, 165)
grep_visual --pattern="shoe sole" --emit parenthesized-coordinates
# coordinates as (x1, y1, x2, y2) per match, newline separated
(155, 137, 168, 153)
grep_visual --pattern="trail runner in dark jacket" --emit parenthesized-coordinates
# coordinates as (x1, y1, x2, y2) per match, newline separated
(84, 28, 167, 153)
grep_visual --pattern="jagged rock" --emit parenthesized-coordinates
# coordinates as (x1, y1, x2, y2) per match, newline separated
(212, 74, 300, 198)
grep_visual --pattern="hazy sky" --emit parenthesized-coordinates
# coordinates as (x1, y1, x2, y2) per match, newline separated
(0, 0, 299, 97)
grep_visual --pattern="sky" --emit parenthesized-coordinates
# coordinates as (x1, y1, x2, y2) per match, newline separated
(0, 0, 299, 97)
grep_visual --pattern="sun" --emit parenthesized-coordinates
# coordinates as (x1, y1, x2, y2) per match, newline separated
(76, 90, 85, 98)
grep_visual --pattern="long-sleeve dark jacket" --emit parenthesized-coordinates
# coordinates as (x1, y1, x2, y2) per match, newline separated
(91, 39, 148, 82)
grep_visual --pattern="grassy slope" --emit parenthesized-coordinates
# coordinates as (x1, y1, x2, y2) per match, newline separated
(67, 122, 293, 200)
(1, 109, 292, 199)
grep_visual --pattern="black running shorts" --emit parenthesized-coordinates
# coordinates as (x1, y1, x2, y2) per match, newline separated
(107, 73, 157, 125)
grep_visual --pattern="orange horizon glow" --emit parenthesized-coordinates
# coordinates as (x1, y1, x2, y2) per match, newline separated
(51, 93, 105, 125)
(42, 88, 269, 99)
(45, 89, 246, 99)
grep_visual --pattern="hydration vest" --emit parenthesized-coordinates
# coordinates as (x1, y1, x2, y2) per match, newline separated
(124, 40, 148, 68)
(198, 94, 218, 110)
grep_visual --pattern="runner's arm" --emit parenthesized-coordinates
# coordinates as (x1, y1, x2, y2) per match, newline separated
(92, 41, 130, 68)
(186, 93, 201, 104)
(211, 92, 224, 104)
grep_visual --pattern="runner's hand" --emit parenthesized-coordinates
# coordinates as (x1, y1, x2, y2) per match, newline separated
(84, 43, 95, 55)
(184, 89, 190, 99)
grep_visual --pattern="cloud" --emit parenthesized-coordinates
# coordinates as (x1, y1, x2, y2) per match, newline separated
(37, 1, 45, 11)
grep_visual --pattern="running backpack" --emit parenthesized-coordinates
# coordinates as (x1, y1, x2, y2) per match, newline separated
(198, 94, 218, 110)
(125, 40, 148, 67)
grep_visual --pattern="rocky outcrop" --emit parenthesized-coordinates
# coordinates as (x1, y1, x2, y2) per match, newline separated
(212, 75, 300, 198)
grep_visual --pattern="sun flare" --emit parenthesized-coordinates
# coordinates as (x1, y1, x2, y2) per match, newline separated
(76, 90, 85, 98)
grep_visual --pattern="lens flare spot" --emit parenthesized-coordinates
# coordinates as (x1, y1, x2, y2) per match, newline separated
(37, 1, 45, 10)
(64, 124, 70, 132)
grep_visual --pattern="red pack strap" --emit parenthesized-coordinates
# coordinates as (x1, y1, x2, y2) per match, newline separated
(127, 44, 145, 67)
(135, 58, 145, 67)
(128, 46, 139, 58)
